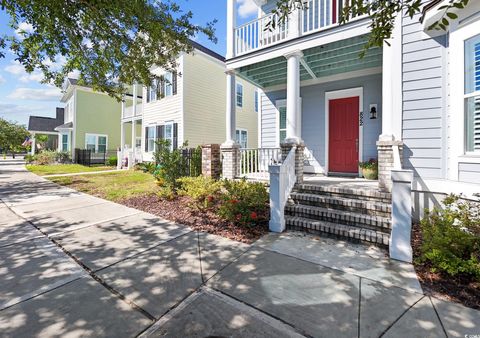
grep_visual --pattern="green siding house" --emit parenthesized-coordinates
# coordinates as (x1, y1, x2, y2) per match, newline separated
(56, 78, 122, 160)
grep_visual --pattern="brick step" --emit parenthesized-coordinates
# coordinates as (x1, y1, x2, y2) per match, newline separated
(285, 204, 391, 232)
(285, 216, 390, 247)
(295, 183, 391, 203)
(289, 192, 391, 217)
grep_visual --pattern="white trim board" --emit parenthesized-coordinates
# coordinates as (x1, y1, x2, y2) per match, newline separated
(324, 87, 364, 176)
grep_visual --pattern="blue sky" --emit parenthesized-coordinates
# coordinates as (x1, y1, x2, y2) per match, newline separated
(0, 0, 257, 126)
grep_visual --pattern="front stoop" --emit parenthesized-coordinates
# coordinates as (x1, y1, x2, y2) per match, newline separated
(285, 183, 392, 247)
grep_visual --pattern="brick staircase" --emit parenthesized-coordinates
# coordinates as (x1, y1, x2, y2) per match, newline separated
(285, 182, 392, 246)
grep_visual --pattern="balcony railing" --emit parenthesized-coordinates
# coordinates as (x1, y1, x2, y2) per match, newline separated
(123, 103, 143, 119)
(234, 0, 339, 56)
(238, 147, 281, 180)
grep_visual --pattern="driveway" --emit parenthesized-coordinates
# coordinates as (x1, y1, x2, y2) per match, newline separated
(0, 157, 478, 337)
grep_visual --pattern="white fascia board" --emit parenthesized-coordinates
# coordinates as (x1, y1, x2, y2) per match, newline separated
(226, 18, 371, 70)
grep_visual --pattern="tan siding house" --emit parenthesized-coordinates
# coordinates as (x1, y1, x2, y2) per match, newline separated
(140, 42, 258, 161)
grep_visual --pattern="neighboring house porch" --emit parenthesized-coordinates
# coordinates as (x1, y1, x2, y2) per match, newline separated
(119, 84, 143, 168)
(28, 108, 65, 155)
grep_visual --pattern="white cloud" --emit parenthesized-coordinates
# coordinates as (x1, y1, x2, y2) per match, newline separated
(0, 74, 5, 85)
(238, 0, 258, 19)
(4, 61, 45, 83)
(15, 22, 34, 39)
(0, 102, 58, 125)
(7, 87, 62, 102)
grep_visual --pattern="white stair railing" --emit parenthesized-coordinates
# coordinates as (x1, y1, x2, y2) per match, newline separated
(239, 148, 281, 179)
(269, 146, 297, 233)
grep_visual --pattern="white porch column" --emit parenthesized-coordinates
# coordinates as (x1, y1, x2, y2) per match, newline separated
(285, 50, 303, 144)
(132, 84, 138, 117)
(380, 14, 402, 141)
(120, 121, 125, 150)
(30, 133, 36, 155)
(224, 70, 237, 145)
(226, 0, 237, 59)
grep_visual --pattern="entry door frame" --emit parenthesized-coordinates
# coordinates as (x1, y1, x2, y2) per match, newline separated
(325, 87, 364, 176)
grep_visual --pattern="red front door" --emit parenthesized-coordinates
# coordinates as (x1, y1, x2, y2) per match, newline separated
(328, 97, 359, 173)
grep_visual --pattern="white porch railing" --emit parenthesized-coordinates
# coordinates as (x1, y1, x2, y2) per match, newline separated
(269, 146, 297, 233)
(117, 147, 143, 169)
(123, 103, 143, 119)
(239, 147, 281, 180)
(234, 0, 338, 56)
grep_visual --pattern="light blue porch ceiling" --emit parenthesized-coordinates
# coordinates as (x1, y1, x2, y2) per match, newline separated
(238, 35, 382, 89)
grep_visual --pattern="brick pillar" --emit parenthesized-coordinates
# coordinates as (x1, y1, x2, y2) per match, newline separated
(220, 143, 240, 179)
(281, 141, 305, 184)
(202, 144, 221, 179)
(377, 140, 403, 192)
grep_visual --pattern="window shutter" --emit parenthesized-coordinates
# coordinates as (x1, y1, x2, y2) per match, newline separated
(144, 127, 148, 152)
(146, 86, 150, 103)
(173, 123, 178, 150)
(172, 72, 178, 95)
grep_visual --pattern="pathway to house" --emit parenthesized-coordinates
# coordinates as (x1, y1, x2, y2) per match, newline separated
(0, 156, 478, 337)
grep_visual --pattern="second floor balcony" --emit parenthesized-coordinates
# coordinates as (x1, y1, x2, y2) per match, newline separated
(234, 0, 339, 56)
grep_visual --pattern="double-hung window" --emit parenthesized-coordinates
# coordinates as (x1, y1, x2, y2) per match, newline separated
(278, 104, 287, 143)
(236, 129, 248, 148)
(62, 134, 69, 152)
(236, 83, 243, 108)
(164, 122, 174, 151)
(465, 34, 480, 153)
(85, 134, 107, 153)
(146, 126, 156, 152)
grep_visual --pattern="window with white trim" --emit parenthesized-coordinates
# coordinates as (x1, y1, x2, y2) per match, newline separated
(61, 134, 69, 151)
(85, 134, 107, 153)
(164, 122, 174, 151)
(236, 129, 248, 148)
(146, 126, 156, 152)
(465, 34, 480, 153)
(236, 82, 243, 108)
(279, 105, 287, 143)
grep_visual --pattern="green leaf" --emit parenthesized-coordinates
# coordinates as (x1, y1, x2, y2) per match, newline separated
(446, 12, 458, 19)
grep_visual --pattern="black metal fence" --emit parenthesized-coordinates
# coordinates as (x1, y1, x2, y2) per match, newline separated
(75, 149, 116, 166)
(181, 147, 202, 177)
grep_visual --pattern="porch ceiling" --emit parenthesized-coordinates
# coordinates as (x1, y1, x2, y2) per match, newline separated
(238, 35, 382, 89)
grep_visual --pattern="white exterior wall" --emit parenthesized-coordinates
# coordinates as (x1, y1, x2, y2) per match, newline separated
(141, 56, 185, 161)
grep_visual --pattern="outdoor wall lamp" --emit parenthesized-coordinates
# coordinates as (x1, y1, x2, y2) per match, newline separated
(369, 104, 378, 119)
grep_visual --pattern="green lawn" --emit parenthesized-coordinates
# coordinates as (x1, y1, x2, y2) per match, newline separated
(27, 164, 115, 176)
(48, 170, 158, 201)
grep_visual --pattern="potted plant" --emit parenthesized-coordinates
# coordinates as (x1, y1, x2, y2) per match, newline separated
(359, 158, 378, 180)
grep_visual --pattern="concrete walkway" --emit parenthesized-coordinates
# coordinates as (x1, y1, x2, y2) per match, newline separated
(0, 157, 478, 337)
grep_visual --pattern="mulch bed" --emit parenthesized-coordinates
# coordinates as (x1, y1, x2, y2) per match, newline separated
(412, 223, 480, 310)
(120, 194, 269, 244)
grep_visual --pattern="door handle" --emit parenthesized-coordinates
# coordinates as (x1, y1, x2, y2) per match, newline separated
(355, 139, 359, 152)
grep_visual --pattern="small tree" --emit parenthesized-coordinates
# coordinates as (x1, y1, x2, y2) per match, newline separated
(0, 118, 29, 158)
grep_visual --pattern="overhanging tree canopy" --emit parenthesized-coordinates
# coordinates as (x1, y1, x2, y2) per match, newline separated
(0, 0, 216, 98)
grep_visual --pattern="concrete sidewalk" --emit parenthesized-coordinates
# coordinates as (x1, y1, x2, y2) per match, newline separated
(0, 157, 478, 337)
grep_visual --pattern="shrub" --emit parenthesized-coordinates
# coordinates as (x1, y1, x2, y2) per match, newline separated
(24, 154, 35, 164)
(134, 162, 155, 174)
(153, 139, 199, 194)
(420, 194, 480, 280)
(217, 178, 269, 227)
(35, 150, 57, 165)
(177, 176, 223, 210)
(107, 156, 117, 166)
(55, 151, 71, 164)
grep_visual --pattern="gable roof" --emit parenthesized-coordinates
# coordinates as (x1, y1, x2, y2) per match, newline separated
(28, 108, 64, 133)
(189, 40, 225, 63)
